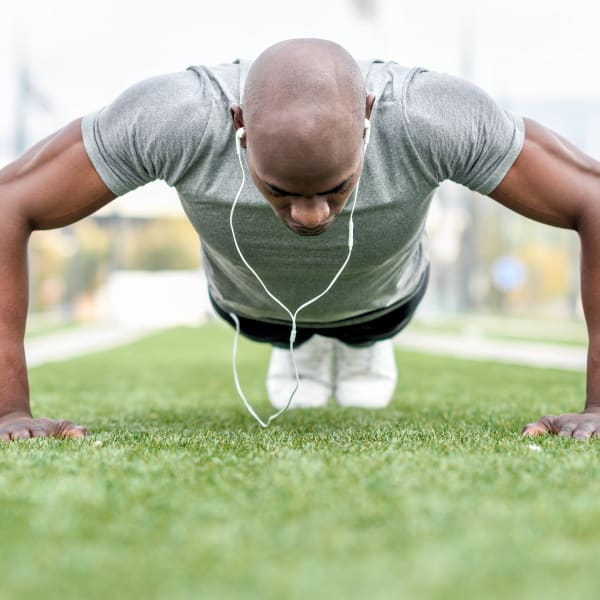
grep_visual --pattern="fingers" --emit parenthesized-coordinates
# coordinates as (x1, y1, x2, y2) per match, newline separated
(30, 428, 49, 439)
(522, 423, 548, 436)
(53, 420, 88, 439)
(522, 413, 600, 440)
(558, 424, 577, 438)
(10, 428, 32, 441)
(556, 419, 592, 439)
(0, 419, 88, 443)
(572, 424, 596, 440)
(63, 426, 87, 439)
(0, 428, 40, 442)
(522, 415, 557, 436)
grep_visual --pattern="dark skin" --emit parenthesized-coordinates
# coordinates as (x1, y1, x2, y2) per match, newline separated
(231, 96, 376, 236)
(1, 39, 599, 441)
(0, 120, 115, 441)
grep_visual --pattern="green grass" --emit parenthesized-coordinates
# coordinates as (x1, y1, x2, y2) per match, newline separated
(1, 324, 598, 600)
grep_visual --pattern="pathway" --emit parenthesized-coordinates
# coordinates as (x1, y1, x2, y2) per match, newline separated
(25, 322, 588, 373)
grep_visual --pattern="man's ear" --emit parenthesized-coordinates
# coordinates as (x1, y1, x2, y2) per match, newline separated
(365, 93, 376, 120)
(229, 103, 247, 148)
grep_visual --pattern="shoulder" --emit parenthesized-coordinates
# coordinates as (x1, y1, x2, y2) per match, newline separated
(105, 70, 218, 133)
(383, 68, 524, 191)
(355, 61, 479, 109)
(402, 69, 501, 127)
(83, 69, 220, 163)
(81, 65, 240, 192)
(97, 60, 245, 133)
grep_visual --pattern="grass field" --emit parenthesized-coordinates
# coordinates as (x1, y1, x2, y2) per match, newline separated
(410, 313, 588, 346)
(1, 324, 599, 600)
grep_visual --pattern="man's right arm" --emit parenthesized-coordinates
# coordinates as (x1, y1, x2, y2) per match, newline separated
(0, 119, 116, 442)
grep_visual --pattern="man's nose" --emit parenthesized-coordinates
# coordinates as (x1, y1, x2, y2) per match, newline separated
(290, 197, 331, 228)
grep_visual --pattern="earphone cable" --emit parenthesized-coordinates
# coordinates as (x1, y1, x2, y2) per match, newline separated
(228, 126, 366, 427)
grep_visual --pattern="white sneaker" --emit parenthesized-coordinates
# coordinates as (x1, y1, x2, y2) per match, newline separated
(266, 335, 334, 409)
(334, 339, 398, 408)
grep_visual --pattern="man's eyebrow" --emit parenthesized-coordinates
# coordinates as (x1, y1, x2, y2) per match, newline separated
(264, 177, 352, 197)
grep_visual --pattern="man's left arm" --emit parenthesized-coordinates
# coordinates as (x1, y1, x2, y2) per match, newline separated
(491, 118, 600, 438)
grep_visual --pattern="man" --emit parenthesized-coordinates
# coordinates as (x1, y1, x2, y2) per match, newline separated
(1, 38, 599, 442)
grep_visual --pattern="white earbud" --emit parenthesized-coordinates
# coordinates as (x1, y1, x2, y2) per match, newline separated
(235, 127, 246, 155)
(363, 118, 371, 151)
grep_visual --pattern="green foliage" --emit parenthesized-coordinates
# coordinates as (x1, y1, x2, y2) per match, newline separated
(63, 221, 111, 300)
(30, 222, 112, 312)
(121, 218, 201, 271)
(1, 325, 596, 600)
(29, 218, 201, 316)
(29, 229, 70, 311)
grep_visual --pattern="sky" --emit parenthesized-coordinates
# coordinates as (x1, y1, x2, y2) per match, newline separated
(1, 0, 599, 215)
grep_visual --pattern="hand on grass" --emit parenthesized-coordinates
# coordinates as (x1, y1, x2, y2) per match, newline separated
(522, 411, 600, 439)
(0, 412, 87, 442)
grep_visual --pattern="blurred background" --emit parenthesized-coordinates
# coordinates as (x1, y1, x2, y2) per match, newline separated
(2, 0, 598, 337)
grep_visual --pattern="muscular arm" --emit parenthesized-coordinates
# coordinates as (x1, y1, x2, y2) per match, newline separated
(491, 118, 600, 437)
(0, 119, 115, 441)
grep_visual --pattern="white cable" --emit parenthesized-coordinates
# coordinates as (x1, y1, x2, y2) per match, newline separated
(229, 125, 368, 427)
(229, 312, 300, 428)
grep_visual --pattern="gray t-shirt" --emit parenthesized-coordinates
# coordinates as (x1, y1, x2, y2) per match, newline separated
(81, 59, 524, 326)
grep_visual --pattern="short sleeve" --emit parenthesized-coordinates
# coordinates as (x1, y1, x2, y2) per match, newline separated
(401, 69, 525, 195)
(81, 70, 215, 196)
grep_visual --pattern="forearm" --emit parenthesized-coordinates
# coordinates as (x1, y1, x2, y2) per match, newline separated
(577, 205, 600, 411)
(584, 349, 600, 412)
(0, 208, 32, 417)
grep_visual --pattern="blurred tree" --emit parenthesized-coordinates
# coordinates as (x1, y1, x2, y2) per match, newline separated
(121, 218, 201, 271)
(29, 230, 69, 312)
(28, 217, 201, 319)
(64, 222, 111, 298)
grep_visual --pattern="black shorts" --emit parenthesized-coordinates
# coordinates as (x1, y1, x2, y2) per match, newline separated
(210, 266, 429, 348)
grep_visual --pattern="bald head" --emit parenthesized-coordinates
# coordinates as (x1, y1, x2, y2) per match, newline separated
(230, 39, 375, 235)
(243, 39, 365, 129)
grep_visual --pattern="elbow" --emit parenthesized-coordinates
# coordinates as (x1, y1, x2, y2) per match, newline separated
(0, 184, 34, 237)
(575, 200, 600, 239)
